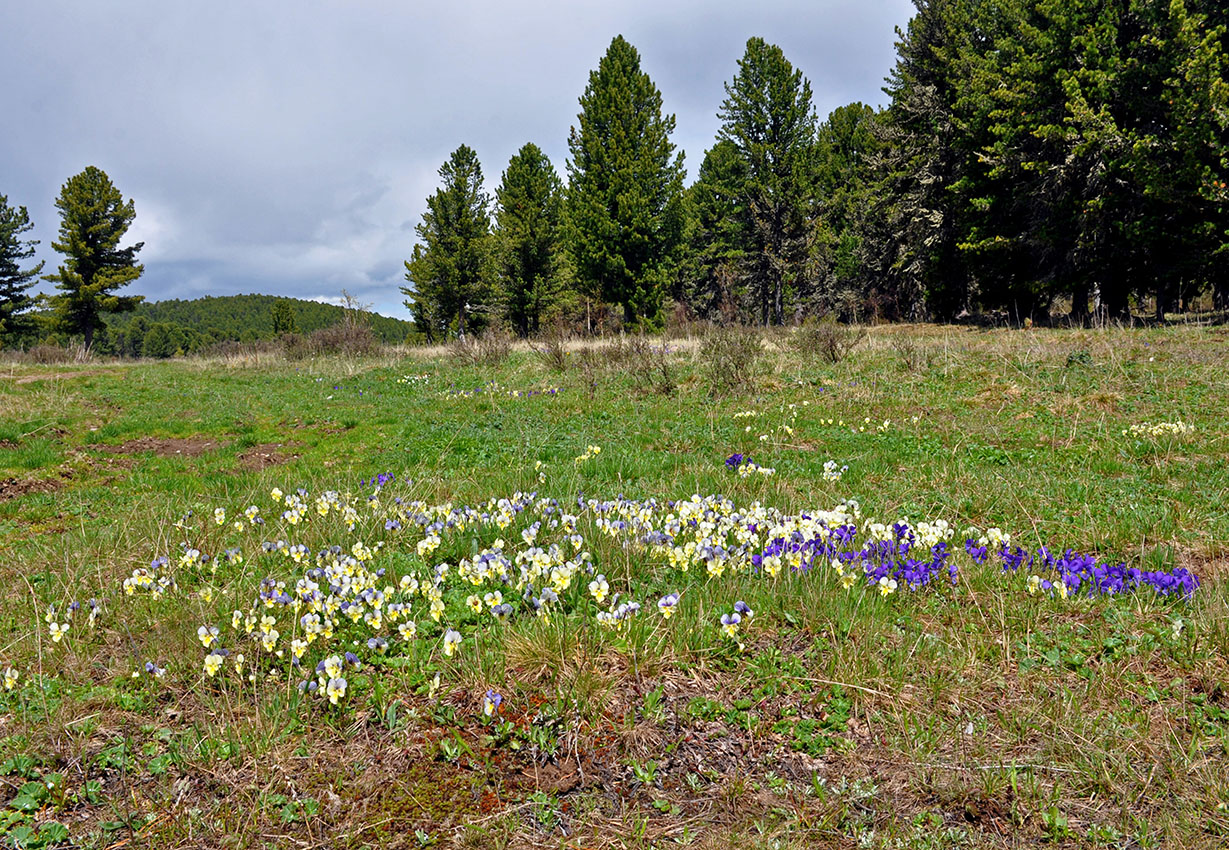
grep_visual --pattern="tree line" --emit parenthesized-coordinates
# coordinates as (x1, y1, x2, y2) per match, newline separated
(406, 3, 1227, 335)
(4, 2, 1226, 350)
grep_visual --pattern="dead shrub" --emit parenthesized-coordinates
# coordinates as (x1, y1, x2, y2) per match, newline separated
(530, 321, 569, 372)
(13, 343, 78, 365)
(279, 332, 311, 360)
(699, 325, 763, 396)
(309, 322, 380, 356)
(892, 335, 931, 372)
(621, 335, 676, 395)
(575, 345, 602, 399)
(450, 328, 512, 367)
(796, 317, 866, 364)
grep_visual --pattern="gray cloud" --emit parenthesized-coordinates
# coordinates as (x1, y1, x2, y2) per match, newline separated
(1, 0, 915, 319)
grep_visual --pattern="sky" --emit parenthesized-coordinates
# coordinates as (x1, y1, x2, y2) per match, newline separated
(1, 0, 916, 320)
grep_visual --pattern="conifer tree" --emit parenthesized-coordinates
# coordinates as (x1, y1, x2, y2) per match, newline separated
(493, 143, 565, 336)
(685, 140, 748, 320)
(0, 194, 44, 346)
(403, 145, 492, 339)
(43, 166, 144, 351)
(718, 37, 817, 325)
(566, 35, 685, 327)
(270, 299, 300, 335)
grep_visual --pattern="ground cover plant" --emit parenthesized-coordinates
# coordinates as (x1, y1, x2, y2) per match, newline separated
(0, 324, 1226, 849)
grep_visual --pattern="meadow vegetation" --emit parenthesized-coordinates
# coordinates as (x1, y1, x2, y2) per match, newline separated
(0, 323, 1226, 849)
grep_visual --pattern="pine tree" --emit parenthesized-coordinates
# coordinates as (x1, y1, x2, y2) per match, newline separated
(42, 166, 144, 350)
(493, 143, 565, 336)
(717, 37, 817, 325)
(402, 145, 492, 340)
(566, 35, 685, 328)
(872, 0, 981, 320)
(684, 140, 748, 320)
(270, 299, 300, 335)
(0, 194, 44, 346)
(813, 103, 882, 318)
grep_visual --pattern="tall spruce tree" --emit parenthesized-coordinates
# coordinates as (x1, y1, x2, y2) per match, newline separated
(717, 37, 817, 325)
(493, 143, 565, 336)
(813, 103, 882, 318)
(872, 0, 981, 320)
(43, 166, 144, 350)
(684, 140, 748, 320)
(402, 145, 492, 340)
(566, 35, 685, 327)
(0, 194, 44, 346)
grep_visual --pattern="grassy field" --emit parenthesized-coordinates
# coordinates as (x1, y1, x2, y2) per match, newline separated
(0, 324, 1226, 849)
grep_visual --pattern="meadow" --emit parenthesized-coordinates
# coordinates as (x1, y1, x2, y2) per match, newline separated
(0, 323, 1226, 849)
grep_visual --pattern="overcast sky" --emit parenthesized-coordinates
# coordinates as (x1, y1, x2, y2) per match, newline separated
(2, 0, 915, 320)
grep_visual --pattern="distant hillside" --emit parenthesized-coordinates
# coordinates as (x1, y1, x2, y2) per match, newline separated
(112, 294, 413, 343)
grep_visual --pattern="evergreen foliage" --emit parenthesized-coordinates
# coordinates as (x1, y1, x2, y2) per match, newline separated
(867, 0, 1229, 322)
(0, 194, 44, 345)
(717, 37, 818, 325)
(684, 140, 748, 321)
(42, 166, 145, 350)
(270, 299, 300, 335)
(813, 103, 882, 319)
(403, 145, 493, 340)
(566, 35, 686, 328)
(493, 143, 567, 337)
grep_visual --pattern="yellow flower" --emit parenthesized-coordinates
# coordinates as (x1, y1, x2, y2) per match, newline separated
(203, 653, 223, 677)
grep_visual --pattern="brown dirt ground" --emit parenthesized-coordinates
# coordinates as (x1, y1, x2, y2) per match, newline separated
(236, 442, 299, 471)
(93, 436, 223, 457)
(0, 476, 64, 502)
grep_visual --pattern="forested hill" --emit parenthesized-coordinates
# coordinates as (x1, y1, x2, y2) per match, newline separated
(111, 294, 412, 344)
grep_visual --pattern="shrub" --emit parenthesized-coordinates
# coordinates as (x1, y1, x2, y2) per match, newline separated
(450, 328, 512, 367)
(13, 343, 79, 365)
(892, 335, 930, 373)
(279, 332, 311, 361)
(620, 335, 676, 396)
(309, 322, 380, 357)
(699, 326, 763, 396)
(795, 317, 866, 364)
(530, 321, 569, 372)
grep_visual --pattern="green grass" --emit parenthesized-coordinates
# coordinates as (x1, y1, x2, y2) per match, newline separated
(0, 324, 1226, 849)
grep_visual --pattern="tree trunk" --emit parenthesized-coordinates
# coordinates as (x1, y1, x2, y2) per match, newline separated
(1069, 281, 1089, 327)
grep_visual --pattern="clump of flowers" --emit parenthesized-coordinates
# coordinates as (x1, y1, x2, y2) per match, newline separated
(33, 464, 1198, 721)
(822, 460, 848, 481)
(445, 382, 560, 399)
(725, 453, 775, 477)
(1124, 421, 1193, 437)
(574, 444, 602, 465)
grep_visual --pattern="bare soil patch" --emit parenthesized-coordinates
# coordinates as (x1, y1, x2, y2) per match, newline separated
(236, 443, 298, 471)
(0, 476, 64, 502)
(94, 436, 222, 457)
